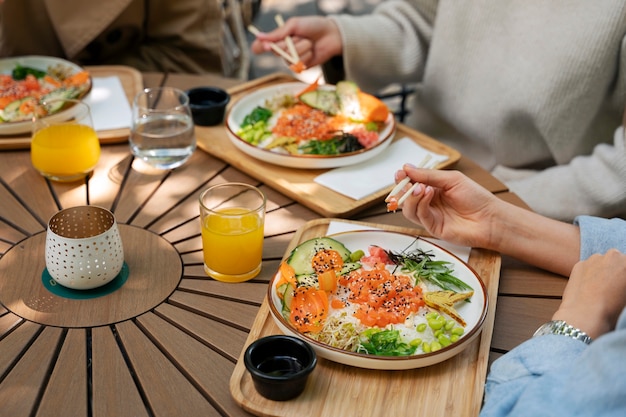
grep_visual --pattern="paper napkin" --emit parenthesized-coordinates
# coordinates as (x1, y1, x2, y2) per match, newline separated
(84, 76, 132, 131)
(326, 221, 471, 262)
(314, 137, 449, 200)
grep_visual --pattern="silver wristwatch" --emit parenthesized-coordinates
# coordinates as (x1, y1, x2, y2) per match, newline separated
(533, 320, 592, 345)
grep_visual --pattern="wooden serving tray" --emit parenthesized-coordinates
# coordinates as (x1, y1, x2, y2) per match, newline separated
(195, 73, 461, 218)
(230, 218, 501, 417)
(0, 65, 142, 150)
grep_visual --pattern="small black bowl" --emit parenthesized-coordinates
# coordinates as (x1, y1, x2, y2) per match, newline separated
(186, 87, 230, 126)
(244, 335, 317, 401)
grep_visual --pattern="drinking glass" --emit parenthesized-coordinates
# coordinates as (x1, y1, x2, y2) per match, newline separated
(31, 99, 101, 182)
(199, 183, 266, 282)
(130, 87, 196, 169)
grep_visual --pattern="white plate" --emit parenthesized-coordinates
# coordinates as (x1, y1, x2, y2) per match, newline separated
(0, 55, 91, 135)
(268, 230, 488, 370)
(225, 82, 396, 169)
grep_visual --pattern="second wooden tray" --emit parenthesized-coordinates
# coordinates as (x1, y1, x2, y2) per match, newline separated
(196, 74, 461, 218)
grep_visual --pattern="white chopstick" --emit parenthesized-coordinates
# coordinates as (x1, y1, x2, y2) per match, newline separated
(274, 14, 300, 64)
(397, 182, 420, 205)
(385, 177, 410, 202)
(248, 25, 299, 65)
(385, 154, 435, 204)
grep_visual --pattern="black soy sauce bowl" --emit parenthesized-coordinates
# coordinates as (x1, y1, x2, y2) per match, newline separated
(186, 87, 230, 126)
(244, 335, 317, 401)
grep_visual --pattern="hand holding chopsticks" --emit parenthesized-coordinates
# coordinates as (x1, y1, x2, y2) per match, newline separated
(248, 14, 306, 73)
(385, 155, 434, 212)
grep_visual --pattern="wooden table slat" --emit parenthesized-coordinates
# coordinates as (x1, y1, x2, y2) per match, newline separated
(91, 326, 150, 417)
(0, 326, 63, 416)
(491, 296, 562, 351)
(168, 290, 260, 331)
(0, 320, 39, 373)
(115, 319, 222, 417)
(37, 329, 88, 417)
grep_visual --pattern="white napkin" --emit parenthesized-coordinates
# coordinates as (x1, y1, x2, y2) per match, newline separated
(326, 221, 471, 262)
(314, 137, 449, 200)
(84, 76, 132, 131)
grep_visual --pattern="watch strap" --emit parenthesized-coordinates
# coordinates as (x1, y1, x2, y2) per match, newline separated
(533, 320, 592, 345)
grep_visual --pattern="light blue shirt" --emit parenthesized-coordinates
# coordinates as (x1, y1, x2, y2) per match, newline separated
(480, 216, 626, 416)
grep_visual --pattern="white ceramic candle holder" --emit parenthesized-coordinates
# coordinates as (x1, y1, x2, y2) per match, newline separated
(45, 206, 124, 290)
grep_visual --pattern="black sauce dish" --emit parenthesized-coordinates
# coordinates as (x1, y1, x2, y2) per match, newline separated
(244, 335, 317, 401)
(186, 87, 230, 126)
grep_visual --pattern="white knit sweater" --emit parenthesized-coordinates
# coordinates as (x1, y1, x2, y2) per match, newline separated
(331, 0, 626, 221)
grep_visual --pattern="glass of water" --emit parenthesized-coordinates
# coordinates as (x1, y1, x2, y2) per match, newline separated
(130, 87, 196, 169)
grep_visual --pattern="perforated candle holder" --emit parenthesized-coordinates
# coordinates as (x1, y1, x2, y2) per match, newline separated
(45, 206, 124, 290)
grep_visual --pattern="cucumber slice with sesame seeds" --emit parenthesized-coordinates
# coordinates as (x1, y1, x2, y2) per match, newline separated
(286, 237, 352, 275)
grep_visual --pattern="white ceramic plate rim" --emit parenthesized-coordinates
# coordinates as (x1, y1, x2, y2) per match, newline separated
(225, 82, 396, 169)
(0, 55, 91, 135)
(268, 230, 488, 370)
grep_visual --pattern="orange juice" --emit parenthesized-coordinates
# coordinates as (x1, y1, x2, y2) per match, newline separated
(31, 123, 100, 181)
(201, 207, 264, 282)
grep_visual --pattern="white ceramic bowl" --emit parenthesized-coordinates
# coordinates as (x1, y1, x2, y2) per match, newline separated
(268, 230, 488, 370)
(225, 82, 396, 169)
(45, 206, 124, 290)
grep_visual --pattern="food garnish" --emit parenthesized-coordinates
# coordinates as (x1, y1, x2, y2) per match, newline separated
(424, 291, 474, 326)
(275, 236, 474, 357)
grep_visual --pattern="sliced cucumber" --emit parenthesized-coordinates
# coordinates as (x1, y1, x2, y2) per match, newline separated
(339, 262, 362, 276)
(336, 80, 360, 120)
(296, 273, 319, 289)
(299, 90, 340, 115)
(42, 87, 79, 113)
(3, 97, 31, 114)
(282, 285, 295, 320)
(1, 97, 36, 122)
(286, 237, 352, 275)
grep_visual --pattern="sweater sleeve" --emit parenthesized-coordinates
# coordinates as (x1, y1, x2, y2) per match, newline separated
(329, 0, 438, 91)
(574, 215, 626, 259)
(502, 127, 626, 222)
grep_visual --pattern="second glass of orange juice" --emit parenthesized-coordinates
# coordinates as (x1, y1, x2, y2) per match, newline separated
(31, 99, 100, 182)
(199, 183, 266, 282)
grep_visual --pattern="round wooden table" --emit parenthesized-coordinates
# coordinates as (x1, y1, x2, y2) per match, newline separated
(0, 70, 566, 417)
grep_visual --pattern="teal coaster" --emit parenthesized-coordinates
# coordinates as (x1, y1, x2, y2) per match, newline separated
(42, 263, 130, 300)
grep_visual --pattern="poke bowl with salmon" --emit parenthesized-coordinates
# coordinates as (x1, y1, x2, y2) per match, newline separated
(225, 81, 396, 168)
(0, 56, 92, 135)
(268, 230, 488, 370)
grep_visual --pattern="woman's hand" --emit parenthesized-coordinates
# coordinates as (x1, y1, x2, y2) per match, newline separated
(553, 249, 626, 339)
(250, 16, 343, 69)
(396, 165, 581, 276)
(397, 165, 501, 249)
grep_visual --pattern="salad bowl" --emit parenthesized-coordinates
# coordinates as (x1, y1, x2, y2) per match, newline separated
(0, 55, 92, 135)
(225, 82, 396, 169)
(268, 230, 488, 370)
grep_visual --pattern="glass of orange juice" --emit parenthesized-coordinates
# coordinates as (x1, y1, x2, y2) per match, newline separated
(31, 99, 101, 182)
(199, 183, 266, 282)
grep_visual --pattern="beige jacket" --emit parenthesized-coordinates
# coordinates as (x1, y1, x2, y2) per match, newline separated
(0, 0, 253, 78)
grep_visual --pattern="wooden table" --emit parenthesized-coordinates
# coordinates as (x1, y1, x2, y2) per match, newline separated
(0, 70, 567, 417)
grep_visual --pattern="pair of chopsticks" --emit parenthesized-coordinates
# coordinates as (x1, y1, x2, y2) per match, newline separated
(385, 155, 435, 206)
(248, 14, 302, 68)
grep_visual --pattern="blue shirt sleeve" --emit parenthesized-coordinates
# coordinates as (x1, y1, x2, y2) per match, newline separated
(481, 308, 626, 417)
(481, 215, 626, 416)
(574, 215, 626, 259)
